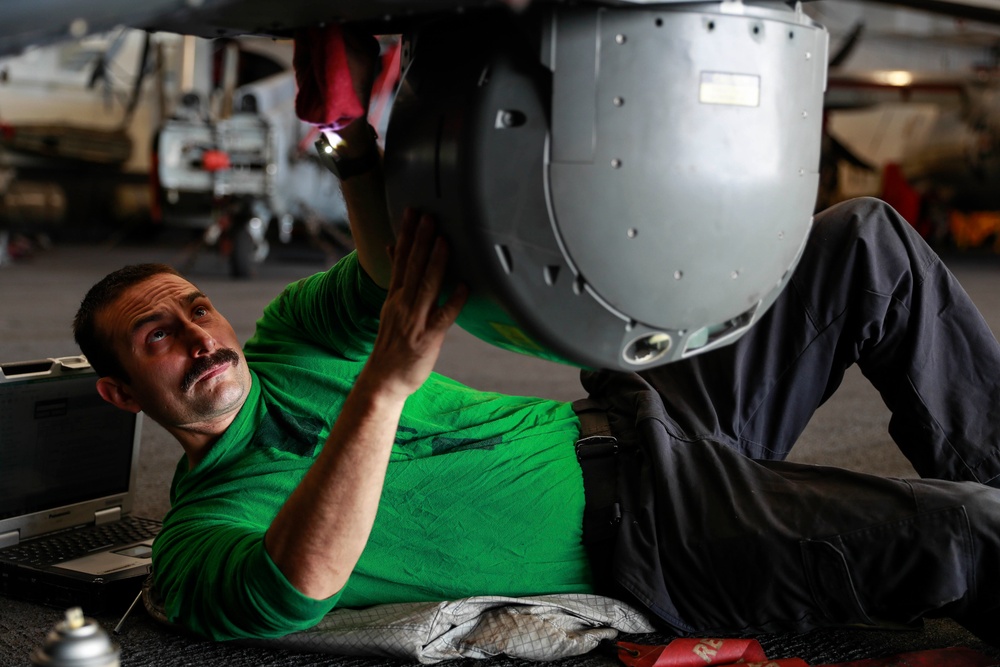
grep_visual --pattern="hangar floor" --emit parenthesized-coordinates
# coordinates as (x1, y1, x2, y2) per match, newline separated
(2, 233, 1000, 666)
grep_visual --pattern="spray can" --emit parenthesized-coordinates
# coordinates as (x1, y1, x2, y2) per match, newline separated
(29, 607, 121, 667)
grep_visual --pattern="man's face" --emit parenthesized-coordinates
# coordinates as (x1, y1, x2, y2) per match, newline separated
(96, 273, 251, 434)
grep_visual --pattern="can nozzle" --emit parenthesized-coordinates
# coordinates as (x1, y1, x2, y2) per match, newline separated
(64, 608, 85, 630)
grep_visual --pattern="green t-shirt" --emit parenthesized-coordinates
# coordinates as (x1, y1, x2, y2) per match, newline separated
(152, 252, 592, 640)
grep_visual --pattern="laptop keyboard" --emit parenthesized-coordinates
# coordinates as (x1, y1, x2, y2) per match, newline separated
(0, 516, 161, 566)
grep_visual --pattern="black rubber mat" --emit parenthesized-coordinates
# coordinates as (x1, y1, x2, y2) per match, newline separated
(4, 595, 998, 667)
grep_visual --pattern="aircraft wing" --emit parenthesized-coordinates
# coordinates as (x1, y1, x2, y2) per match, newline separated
(88, 0, 502, 40)
(0, 0, 485, 55)
(6, 0, 1000, 57)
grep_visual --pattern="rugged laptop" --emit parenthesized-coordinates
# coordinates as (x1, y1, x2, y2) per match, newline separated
(0, 356, 160, 613)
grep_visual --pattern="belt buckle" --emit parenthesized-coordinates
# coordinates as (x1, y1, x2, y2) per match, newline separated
(575, 435, 618, 461)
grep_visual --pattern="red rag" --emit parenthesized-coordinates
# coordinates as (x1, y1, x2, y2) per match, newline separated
(292, 24, 365, 131)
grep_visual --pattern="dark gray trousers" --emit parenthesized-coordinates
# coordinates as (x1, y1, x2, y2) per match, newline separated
(580, 197, 1000, 644)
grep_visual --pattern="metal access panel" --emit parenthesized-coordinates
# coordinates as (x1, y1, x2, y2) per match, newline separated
(385, 2, 828, 370)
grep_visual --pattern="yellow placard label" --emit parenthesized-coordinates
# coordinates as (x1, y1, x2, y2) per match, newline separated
(699, 72, 760, 107)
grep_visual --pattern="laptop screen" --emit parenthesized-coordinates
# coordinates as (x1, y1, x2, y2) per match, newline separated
(0, 362, 139, 525)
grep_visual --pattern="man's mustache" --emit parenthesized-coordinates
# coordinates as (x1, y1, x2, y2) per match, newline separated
(181, 348, 241, 392)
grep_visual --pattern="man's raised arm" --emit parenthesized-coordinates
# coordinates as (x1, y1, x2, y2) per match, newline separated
(263, 211, 468, 600)
(304, 27, 394, 289)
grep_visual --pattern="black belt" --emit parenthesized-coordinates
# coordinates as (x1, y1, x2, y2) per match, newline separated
(572, 398, 622, 546)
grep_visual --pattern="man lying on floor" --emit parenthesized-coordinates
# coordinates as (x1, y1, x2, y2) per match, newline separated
(72, 40, 1000, 652)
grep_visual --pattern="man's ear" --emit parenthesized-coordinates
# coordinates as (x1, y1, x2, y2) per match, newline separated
(96, 376, 142, 414)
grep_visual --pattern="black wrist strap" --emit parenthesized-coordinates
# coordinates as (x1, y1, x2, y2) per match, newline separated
(314, 124, 380, 180)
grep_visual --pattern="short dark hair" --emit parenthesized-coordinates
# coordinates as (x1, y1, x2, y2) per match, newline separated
(73, 263, 182, 379)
